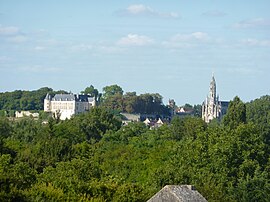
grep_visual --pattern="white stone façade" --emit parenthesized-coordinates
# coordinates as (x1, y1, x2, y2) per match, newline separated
(44, 93, 96, 120)
(202, 76, 229, 123)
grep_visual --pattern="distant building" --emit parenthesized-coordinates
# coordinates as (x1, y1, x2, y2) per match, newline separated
(168, 99, 176, 116)
(147, 185, 207, 202)
(15, 111, 39, 118)
(202, 75, 229, 123)
(121, 113, 141, 122)
(44, 93, 96, 120)
(143, 117, 164, 129)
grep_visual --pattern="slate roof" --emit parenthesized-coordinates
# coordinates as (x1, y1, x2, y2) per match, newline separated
(50, 94, 95, 102)
(52, 94, 76, 101)
(147, 185, 207, 202)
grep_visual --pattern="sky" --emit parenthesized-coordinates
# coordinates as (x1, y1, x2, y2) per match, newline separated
(0, 0, 269, 105)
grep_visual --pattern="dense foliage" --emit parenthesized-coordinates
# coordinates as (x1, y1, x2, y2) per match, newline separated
(0, 85, 172, 116)
(0, 95, 269, 201)
(0, 87, 67, 111)
(101, 92, 171, 115)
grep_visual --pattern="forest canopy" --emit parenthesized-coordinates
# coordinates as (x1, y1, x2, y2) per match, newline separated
(0, 85, 199, 117)
(0, 95, 270, 201)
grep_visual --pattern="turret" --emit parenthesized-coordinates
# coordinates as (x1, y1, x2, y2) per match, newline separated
(44, 93, 51, 112)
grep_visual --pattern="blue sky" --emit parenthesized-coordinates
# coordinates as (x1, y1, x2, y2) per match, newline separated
(0, 0, 269, 105)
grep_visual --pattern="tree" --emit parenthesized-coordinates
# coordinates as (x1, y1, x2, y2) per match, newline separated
(0, 154, 37, 201)
(101, 94, 124, 111)
(77, 107, 122, 141)
(123, 92, 137, 113)
(81, 85, 101, 102)
(246, 95, 270, 125)
(102, 85, 124, 101)
(132, 93, 169, 115)
(103, 122, 148, 143)
(193, 104, 202, 117)
(0, 117, 12, 154)
(246, 95, 270, 145)
(222, 96, 246, 129)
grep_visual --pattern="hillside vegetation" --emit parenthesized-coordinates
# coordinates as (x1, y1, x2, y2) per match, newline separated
(0, 95, 270, 201)
(0, 85, 201, 117)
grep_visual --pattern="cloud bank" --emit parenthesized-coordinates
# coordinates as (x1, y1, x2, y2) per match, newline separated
(117, 34, 154, 46)
(202, 10, 226, 17)
(233, 18, 270, 29)
(119, 4, 179, 19)
(0, 25, 19, 35)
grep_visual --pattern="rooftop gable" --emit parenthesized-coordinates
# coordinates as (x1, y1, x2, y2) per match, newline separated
(147, 185, 207, 202)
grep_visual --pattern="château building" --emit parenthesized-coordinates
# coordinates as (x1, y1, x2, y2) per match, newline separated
(44, 93, 96, 120)
(202, 76, 229, 123)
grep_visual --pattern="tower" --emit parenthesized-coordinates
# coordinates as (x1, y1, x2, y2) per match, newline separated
(202, 75, 220, 123)
(209, 75, 216, 102)
(44, 93, 51, 112)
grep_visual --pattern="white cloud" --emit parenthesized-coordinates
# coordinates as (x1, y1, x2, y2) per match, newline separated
(191, 32, 210, 41)
(202, 10, 226, 17)
(41, 39, 60, 46)
(34, 46, 46, 51)
(0, 56, 12, 62)
(98, 45, 125, 54)
(227, 67, 261, 75)
(70, 44, 92, 51)
(0, 25, 28, 43)
(20, 65, 61, 73)
(127, 4, 150, 14)
(173, 32, 209, 41)
(117, 34, 154, 46)
(163, 32, 210, 48)
(0, 25, 19, 35)
(240, 38, 270, 47)
(121, 4, 179, 18)
(32, 29, 50, 38)
(233, 18, 270, 29)
(7, 35, 28, 43)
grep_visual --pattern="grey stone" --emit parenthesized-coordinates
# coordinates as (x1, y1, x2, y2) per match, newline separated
(147, 185, 207, 202)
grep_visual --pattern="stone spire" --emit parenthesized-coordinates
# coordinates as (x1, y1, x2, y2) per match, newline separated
(209, 75, 216, 101)
(202, 74, 229, 123)
(202, 75, 220, 123)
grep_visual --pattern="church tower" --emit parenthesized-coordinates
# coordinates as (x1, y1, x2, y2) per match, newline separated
(202, 75, 220, 123)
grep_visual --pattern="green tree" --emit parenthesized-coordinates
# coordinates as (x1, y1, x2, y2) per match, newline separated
(223, 96, 246, 129)
(123, 92, 137, 113)
(246, 95, 270, 145)
(246, 95, 270, 125)
(81, 85, 101, 102)
(103, 122, 148, 143)
(102, 85, 124, 101)
(0, 117, 12, 154)
(170, 116, 206, 140)
(78, 107, 122, 141)
(102, 94, 124, 111)
(0, 154, 37, 201)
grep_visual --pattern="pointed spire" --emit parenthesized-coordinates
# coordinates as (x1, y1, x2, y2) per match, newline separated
(211, 72, 215, 83)
(45, 93, 49, 100)
(45, 93, 51, 100)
